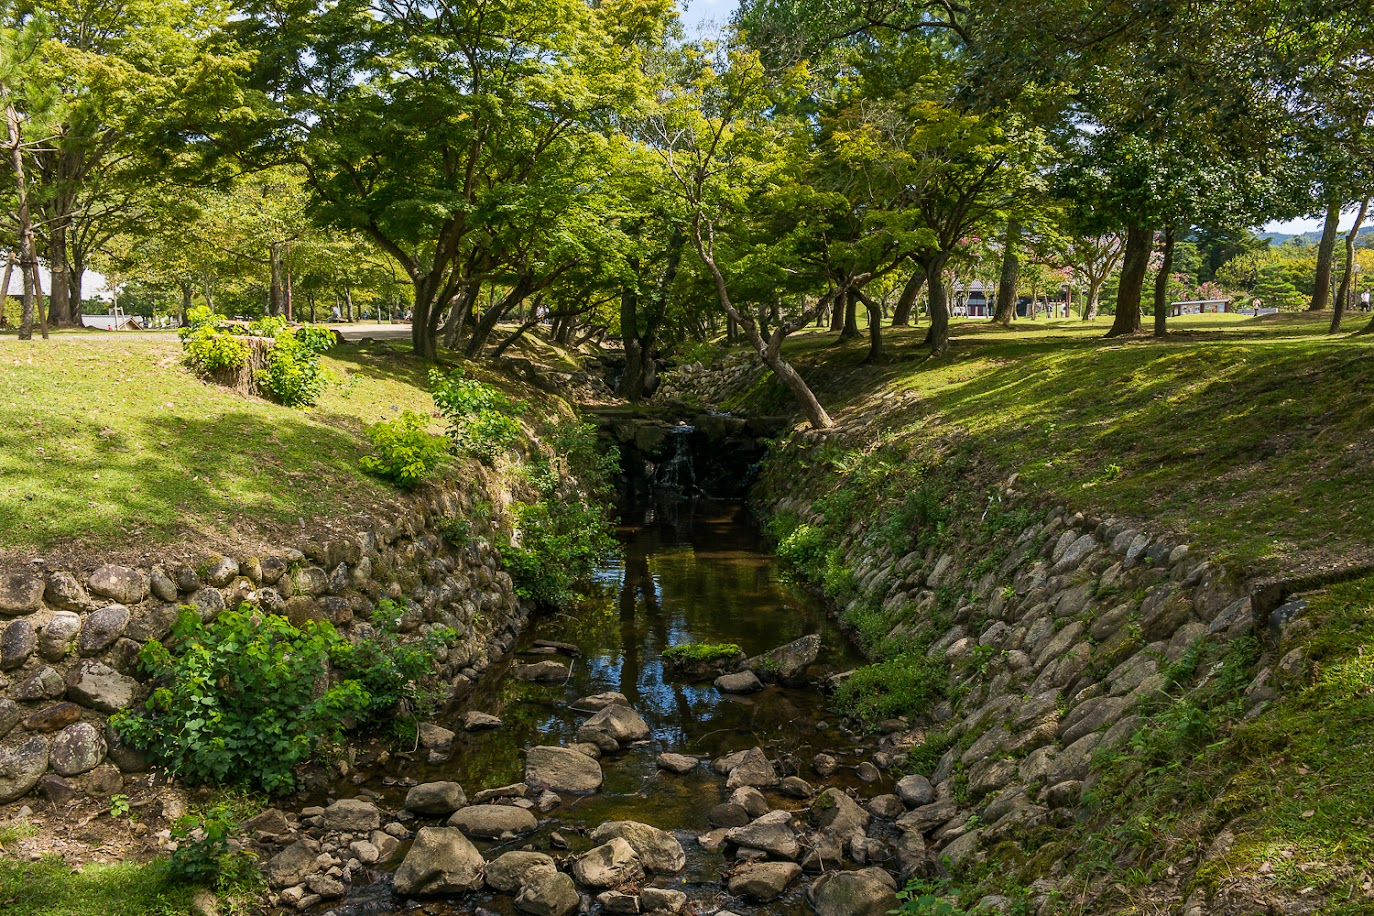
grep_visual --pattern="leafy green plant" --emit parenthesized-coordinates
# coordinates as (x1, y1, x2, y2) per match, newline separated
(328, 600, 455, 728)
(181, 323, 251, 374)
(461, 410, 523, 464)
(429, 367, 527, 464)
(292, 324, 338, 355)
(246, 315, 289, 338)
(166, 803, 261, 892)
(359, 411, 448, 489)
(893, 878, 967, 915)
(257, 334, 327, 407)
(833, 652, 948, 726)
(502, 422, 618, 606)
(108, 794, 130, 819)
(111, 605, 448, 793)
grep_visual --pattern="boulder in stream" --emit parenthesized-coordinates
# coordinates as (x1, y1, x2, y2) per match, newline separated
(448, 804, 538, 839)
(405, 781, 467, 815)
(590, 820, 687, 873)
(744, 634, 821, 686)
(514, 660, 570, 682)
(525, 745, 604, 794)
(725, 747, 779, 789)
(714, 671, 764, 694)
(809, 867, 899, 916)
(576, 703, 650, 751)
(571, 837, 644, 888)
(462, 711, 503, 731)
(656, 753, 699, 774)
(725, 810, 800, 860)
(571, 691, 627, 713)
(727, 860, 801, 902)
(487, 851, 556, 893)
(515, 865, 579, 916)
(392, 826, 485, 896)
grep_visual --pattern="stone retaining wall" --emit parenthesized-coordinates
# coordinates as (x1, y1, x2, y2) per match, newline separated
(0, 470, 531, 806)
(762, 474, 1275, 911)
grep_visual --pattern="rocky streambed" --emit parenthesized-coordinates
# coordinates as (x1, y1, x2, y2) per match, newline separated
(249, 499, 927, 916)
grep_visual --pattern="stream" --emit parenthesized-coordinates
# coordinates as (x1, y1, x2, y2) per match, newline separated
(320, 496, 872, 916)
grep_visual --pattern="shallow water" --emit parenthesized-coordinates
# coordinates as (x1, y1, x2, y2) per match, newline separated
(318, 498, 871, 916)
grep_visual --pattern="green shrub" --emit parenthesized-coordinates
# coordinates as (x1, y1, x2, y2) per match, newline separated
(328, 600, 455, 727)
(500, 422, 619, 606)
(663, 642, 743, 663)
(833, 652, 948, 726)
(112, 605, 449, 793)
(166, 804, 261, 891)
(359, 411, 447, 489)
(182, 324, 251, 374)
(293, 324, 338, 355)
(246, 315, 289, 338)
(461, 410, 523, 465)
(257, 334, 327, 408)
(429, 367, 526, 464)
(504, 496, 616, 606)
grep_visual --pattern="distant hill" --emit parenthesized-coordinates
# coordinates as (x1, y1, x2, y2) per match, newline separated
(1262, 225, 1374, 247)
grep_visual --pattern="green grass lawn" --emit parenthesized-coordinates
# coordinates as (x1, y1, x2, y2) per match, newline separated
(0, 332, 469, 561)
(734, 311, 1374, 575)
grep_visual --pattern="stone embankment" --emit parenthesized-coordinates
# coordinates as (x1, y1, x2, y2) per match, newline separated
(0, 471, 529, 807)
(759, 472, 1298, 912)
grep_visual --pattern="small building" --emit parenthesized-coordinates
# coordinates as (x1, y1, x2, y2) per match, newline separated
(953, 281, 992, 317)
(1171, 299, 1229, 316)
(81, 314, 144, 331)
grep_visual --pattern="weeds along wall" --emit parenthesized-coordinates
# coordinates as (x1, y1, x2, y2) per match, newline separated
(749, 433, 1322, 913)
(0, 465, 532, 805)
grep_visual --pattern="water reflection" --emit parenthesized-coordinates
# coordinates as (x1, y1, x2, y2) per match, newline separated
(324, 497, 869, 916)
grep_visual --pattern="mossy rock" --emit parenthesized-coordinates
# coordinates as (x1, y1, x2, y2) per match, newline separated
(662, 643, 746, 680)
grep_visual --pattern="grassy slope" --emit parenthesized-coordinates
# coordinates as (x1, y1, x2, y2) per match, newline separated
(730, 311, 1374, 577)
(0, 331, 558, 563)
(733, 313, 1374, 912)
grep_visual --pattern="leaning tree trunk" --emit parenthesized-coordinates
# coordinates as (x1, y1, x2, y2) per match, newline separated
(839, 290, 860, 339)
(1106, 226, 1150, 337)
(1153, 226, 1175, 338)
(994, 219, 1020, 325)
(1332, 198, 1369, 333)
(1310, 199, 1341, 312)
(855, 287, 883, 363)
(5, 91, 43, 341)
(891, 268, 925, 327)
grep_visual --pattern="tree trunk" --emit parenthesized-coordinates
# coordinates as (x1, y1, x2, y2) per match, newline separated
(5, 92, 40, 341)
(1106, 225, 1149, 337)
(1153, 226, 1175, 338)
(855, 287, 885, 363)
(44, 222, 77, 327)
(993, 219, 1020, 325)
(269, 245, 286, 316)
(828, 297, 843, 332)
(1310, 198, 1341, 311)
(921, 253, 952, 354)
(1331, 199, 1368, 333)
(839, 290, 859, 339)
(179, 280, 194, 326)
(1084, 278, 1103, 320)
(0, 253, 12, 325)
(344, 283, 354, 322)
(618, 286, 649, 400)
(891, 268, 925, 326)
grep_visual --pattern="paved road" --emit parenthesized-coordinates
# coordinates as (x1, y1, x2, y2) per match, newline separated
(335, 322, 413, 341)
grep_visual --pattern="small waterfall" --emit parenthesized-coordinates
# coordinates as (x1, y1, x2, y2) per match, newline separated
(655, 424, 697, 494)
